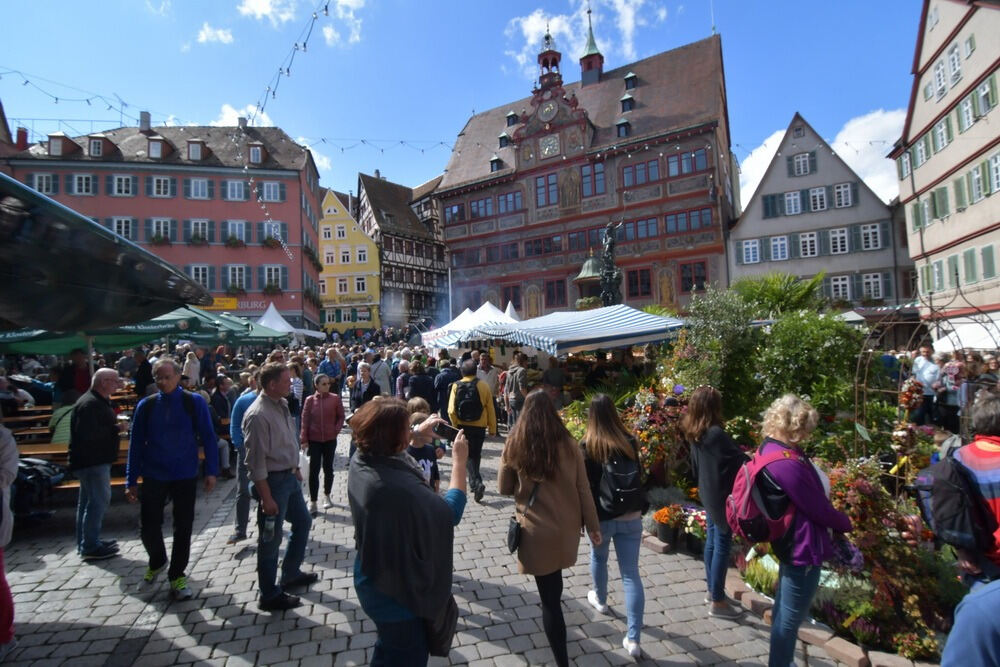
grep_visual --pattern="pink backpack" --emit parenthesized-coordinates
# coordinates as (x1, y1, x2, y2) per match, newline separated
(726, 446, 802, 543)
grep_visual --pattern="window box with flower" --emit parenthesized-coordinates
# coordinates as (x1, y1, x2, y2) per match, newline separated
(150, 234, 171, 246)
(262, 283, 283, 295)
(225, 285, 246, 297)
(262, 236, 283, 249)
(225, 235, 246, 249)
(188, 234, 208, 246)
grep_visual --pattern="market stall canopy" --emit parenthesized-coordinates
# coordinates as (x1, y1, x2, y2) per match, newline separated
(932, 317, 1000, 353)
(432, 304, 685, 355)
(256, 302, 325, 341)
(0, 171, 211, 331)
(474, 301, 517, 323)
(422, 304, 518, 346)
(421, 308, 477, 346)
(504, 301, 521, 322)
(212, 311, 291, 345)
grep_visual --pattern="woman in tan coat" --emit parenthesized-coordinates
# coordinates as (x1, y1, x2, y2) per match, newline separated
(499, 390, 601, 667)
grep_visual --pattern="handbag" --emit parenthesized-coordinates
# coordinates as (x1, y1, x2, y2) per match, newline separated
(506, 482, 540, 553)
(424, 594, 459, 657)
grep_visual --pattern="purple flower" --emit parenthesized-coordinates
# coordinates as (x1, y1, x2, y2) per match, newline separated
(673, 384, 685, 395)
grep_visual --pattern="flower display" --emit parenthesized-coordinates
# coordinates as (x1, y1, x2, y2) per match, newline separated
(652, 504, 685, 527)
(683, 506, 707, 539)
(898, 377, 924, 410)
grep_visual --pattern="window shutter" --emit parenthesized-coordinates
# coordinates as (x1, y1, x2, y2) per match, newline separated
(65, 174, 74, 194)
(800, 189, 810, 213)
(243, 182, 251, 201)
(945, 116, 953, 143)
(931, 128, 941, 153)
(883, 272, 893, 298)
(280, 222, 288, 242)
(982, 161, 993, 195)
(930, 190, 940, 218)
(50, 175, 58, 195)
(879, 221, 890, 249)
(221, 220, 229, 240)
(104, 218, 113, 230)
(24, 174, 34, 189)
(966, 172, 974, 202)
(281, 266, 289, 290)
(763, 195, 774, 218)
(258, 266, 266, 290)
(850, 225, 862, 252)
(808, 151, 817, 173)
(144, 219, 152, 241)
(169, 178, 177, 198)
(954, 178, 967, 210)
(208, 220, 216, 242)
(786, 156, 794, 177)
(761, 238, 771, 261)
(825, 185, 834, 207)
(221, 266, 229, 290)
(896, 157, 904, 180)
(183, 220, 191, 242)
(819, 231, 830, 255)
(220, 180, 228, 201)
(256, 183, 263, 202)
(939, 188, 950, 216)
(851, 274, 862, 300)
(244, 264, 252, 289)
(145, 176, 153, 196)
(989, 75, 998, 109)
(922, 135, 931, 158)
(789, 233, 800, 259)
(850, 182, 859, 206)
(279, 183, 287, 202)
(257, 222, 265, 242)
(734, 241, 743, 264)
(105, 174, 113, 195)
(183, 179, 191, 198)
(822, 277, 832, 298)
(170, 220, 178, 242)
(207, 180, 215, 199)
(208, 266, 216, 291)
(184, 264, 191, 279)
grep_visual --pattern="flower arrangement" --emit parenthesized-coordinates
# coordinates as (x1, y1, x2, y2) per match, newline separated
(262, 283, 283, 295)
(652, 504, 685, 527)
(225, 235, 246, 248)
(683, 506, 707, 539)
(150, 233, 171, 246)
(623, 386, 689, 486)
(262, 236, 283, 249)
(898, 377, 924, 410)
(188, 234, 208, 246)
(225, 285, 246, 296)
(725, 416, 760, 450)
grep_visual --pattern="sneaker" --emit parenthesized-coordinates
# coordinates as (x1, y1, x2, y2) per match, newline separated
(0, 637, 17, 662)
(705, 594, 738, 605)
(259, 592, 301, 611)
(623, 636, 641, 659)
(309, 501, 318, 514)
(169, 576, 194, 601)
(322, 495, 334, 509)
(474, 486, 485, 503)
(140, 564, 165, 589)
(81, 544, 119, 561)
(101, 539, 119, 550)
(226, 532, 248, 545)
(708, 603, 743, 619)
(587, 590, 609, 614)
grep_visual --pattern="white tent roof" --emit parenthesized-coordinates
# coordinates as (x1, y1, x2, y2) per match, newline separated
(933, 316, 1000, 352)
(421, 308, 476, 345)
(504, 301, 521, 321)
(256, 302, 326, 340)
(423, 303, 517, 345)
(475, 301, 517, 324)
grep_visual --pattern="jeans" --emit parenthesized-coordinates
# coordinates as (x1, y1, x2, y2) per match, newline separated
(590, 517, 645, 642)
(462, 426, 486, 494)
(704, 516, 733, 603)
(217, 439, 230, 472)
(0, 549, 12, 644)
(508, 405, 522, 429)
(371, 616, 428, 666)
(234, 449, 251, 535)
(140, 477, 198, 580)
(769, 563, 821, 667)
(535, 570, 568, 667)
(911, 394, 935, 426)
(307, 440, 336, 501)
(257, 470, 312, 601)
(75, 463, 112, 554)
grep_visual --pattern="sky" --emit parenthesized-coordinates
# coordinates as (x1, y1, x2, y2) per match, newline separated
(1, 0, 921, 206)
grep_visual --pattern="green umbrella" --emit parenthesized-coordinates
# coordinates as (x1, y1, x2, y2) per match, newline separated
(0, 310, 204, 355)
(210, 311, 291, 345)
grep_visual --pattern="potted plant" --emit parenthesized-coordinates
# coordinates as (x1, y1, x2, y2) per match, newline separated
(225, 285, 246, 297)
(262, 236, 283, 249)
(225, 235, 246, 249)
(652, 504, 684, 549)
(150, 233, 171, 246)
(262, 283, 283, 295)
(683, 506, 707, 556)
(188, 233, 208, 246)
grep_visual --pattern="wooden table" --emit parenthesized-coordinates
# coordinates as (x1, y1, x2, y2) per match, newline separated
(1, 413, 52, 426)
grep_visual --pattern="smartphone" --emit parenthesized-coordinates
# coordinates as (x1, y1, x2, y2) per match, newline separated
(433, 422, 460, 441)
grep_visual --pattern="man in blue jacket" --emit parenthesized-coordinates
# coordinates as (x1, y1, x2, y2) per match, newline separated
(126, 358, 218, 600)
(227, 371, 259, 544)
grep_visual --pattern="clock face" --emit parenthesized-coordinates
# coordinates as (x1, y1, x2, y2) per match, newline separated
(540, 135, 560, 158)
(538, 100, 558, 122)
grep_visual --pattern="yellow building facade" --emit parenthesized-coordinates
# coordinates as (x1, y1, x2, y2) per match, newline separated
(318, 189, 382, 333)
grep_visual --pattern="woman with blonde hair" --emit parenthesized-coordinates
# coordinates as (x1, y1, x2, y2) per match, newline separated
(759, 394, 852, 667)
(182, 352, 200, 389)
(581, 393, 646, 659)
(499, 391, 601, 667)
(682, 386, 747, 620)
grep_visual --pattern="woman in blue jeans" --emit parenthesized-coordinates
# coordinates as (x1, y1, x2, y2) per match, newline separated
(581, 394, 646, 659)
(683, 386, 748, 619)
(758, 395, 852, 667)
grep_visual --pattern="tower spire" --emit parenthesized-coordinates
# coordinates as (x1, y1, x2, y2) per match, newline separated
(583, 5, 600, 57)
(579, 2, 604, 86)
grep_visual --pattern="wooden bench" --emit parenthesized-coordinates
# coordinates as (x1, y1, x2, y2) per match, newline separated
(56, 477, 128, 491)
(2, 414, 52, 426)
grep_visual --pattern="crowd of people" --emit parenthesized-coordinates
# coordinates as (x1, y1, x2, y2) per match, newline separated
(0, 340, 999, 665)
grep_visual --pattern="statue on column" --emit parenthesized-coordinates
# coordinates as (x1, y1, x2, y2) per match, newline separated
(600, 220, 623, 306)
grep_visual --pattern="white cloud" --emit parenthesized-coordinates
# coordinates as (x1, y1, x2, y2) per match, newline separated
(145, 0, 171, 16)
(830, 109, 905, 204)
(334, 0, 364, 44)
(237, 0, 297, 26)
(210, 103, 274, 127)
(738, 129, 784, 206)
(297, 137, 332, 173)
(323, 24, 341, 46)
(197, 22, 234, 44)
(504, 0, 657, 79)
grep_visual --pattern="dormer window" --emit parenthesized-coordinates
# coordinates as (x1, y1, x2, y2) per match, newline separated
(89, 138, 103, 157)
(506, 111, 518, 127)
(188, 142, 202, 161)
(249, 145, 263, 164)
(490, 155, 503, 173)
(793, 126, 805, 138)
(148, 140, 162, 159)
(624, 71, 637, 90)
(620, 94, 634, 113)
(498, 133, 510, 149)
(49, 137, 62, 156)
(616, 119, 631, 138)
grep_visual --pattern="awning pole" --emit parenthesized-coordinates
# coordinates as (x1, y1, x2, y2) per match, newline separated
(87, 336, 96, 375)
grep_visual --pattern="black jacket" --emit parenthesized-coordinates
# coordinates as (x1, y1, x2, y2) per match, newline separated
(68, 389, 119, 470)
(688, 425, 748, 530)
(134, 360, 154, 397)
(350, 380, 381, 412)
(407, 373, 437, 413)
(433, 367, 461, 420)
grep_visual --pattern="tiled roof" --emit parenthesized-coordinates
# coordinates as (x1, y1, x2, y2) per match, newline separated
(411, 174, 443, 201)
(358, 172, 435, 241)
(0, 100, 12, 146)
(439, 35, 725, 190)
(16, 124, 312, 171)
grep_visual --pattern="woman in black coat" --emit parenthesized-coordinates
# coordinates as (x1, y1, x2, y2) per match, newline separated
(349, 362, 381, 412)
(682, 386, 748, 619)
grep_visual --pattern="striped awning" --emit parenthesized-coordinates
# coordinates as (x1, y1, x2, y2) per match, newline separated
(431, 304, 685, 355)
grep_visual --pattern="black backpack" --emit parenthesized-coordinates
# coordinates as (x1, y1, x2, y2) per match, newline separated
(598, 440, 645, 516)
(911, 456, 998, 553)
(454, 380, 483, 422)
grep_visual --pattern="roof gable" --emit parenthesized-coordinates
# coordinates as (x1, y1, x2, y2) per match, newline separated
(357, 172, 435, 240)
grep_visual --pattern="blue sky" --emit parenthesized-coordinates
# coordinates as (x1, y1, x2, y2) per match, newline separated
(1, 0, 918, 204)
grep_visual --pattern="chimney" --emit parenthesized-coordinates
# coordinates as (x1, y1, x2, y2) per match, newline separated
(374, 169, 381, 180)
(139, 111, 151, 133)
(238, 117, 248, 130)
(15, 127, 28, 151)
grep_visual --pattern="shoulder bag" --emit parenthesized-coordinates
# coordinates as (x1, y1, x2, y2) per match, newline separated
(507, 481, 540, 553)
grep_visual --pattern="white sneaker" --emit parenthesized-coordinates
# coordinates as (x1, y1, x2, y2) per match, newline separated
(309, 501, 318, 514)
(623, 636, 640, 659)
(587, 590, 608, 614)
(322, 495, 333, 509)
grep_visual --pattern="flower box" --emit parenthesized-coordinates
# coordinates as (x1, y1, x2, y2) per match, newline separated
(225, 286, 246, 297)
(262, 284, 283, 295)
(225, 236, 246, 249)
(187, 234, 208, 246)
(150, 234, 171, 246)
(262, 236, 283, 249)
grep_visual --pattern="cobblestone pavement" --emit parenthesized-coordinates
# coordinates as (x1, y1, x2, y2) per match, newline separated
(3, 433, 844, 666)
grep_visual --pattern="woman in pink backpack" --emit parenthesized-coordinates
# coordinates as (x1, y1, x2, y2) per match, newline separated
(759, 395, 852, 667)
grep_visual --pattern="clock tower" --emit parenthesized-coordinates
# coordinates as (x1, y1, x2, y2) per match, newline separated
(537, 29, 562, 91)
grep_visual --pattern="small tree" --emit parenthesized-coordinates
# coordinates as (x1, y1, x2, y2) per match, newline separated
(732, 272, 826, 319)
